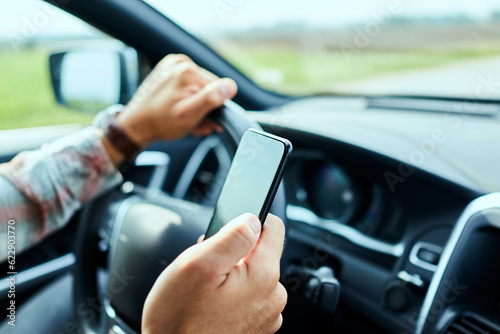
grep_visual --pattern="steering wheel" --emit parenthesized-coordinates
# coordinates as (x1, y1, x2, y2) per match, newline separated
(73, 101, 287, 333)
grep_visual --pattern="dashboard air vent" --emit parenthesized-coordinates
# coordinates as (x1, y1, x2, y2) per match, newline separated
(446, 315, 500, 334)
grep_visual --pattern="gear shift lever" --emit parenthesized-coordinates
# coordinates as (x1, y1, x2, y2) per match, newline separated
(285, 265, 341, 314)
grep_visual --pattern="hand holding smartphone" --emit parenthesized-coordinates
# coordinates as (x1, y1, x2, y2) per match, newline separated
(204, 129, 292, 239)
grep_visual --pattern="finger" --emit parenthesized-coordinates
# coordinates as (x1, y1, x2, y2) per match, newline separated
(192, 126, 212, 137)
(182, 84, 202, 98)
(155, 54, 194, 81)
(198, 66, 220, 83)
(163, 53, 192, 65)
(197, 235, 205, 244)
(200, 119, 223, 132)
(193, 119, 223, 137)
(172, 60, 218, 88)
(270, 313, 284, 333)
(192, 119, 211, 136)
(196, 213, 261, 275)
(274, 283, 288, 314)
(177, 78, 237, 120)
(181, 65, 220, 86)
(246, 214, 286, 269)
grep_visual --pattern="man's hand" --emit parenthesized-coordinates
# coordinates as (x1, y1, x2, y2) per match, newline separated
(117, 54, 237, 147)
(141, 214, 287, 334)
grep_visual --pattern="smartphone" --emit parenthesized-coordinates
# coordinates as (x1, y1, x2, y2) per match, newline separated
(204, 129, 292, 239)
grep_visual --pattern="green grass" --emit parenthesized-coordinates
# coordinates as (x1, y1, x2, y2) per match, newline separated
(218, 45, 500, 94)
(0, 49, 94, 131)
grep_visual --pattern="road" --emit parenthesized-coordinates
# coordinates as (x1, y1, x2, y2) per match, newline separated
(331, 56, 500, 99)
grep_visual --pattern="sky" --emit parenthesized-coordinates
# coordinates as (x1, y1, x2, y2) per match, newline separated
(145, 0, 500, 32)
(2, 0, 500, 37)
(0, 0, 95, 36)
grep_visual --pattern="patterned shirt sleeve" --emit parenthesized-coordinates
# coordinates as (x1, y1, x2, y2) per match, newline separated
(0, 126, 123, 261)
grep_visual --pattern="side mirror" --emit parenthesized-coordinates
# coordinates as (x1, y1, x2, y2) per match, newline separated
(49, 47, 139, 112)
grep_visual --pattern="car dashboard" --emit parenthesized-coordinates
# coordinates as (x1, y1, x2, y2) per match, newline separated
(275, 126, 471, 333)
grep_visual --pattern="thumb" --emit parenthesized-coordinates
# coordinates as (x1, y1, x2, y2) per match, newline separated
(178, 78, 237, 119)
(200, 213, 261, 275)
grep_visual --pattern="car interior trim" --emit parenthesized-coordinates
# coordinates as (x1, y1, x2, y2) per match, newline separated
(172, 135, 230, 199)
(286, 204, 405, 257)
(104, 298, 138, 334)
(408, 241, 443, 272)
(107, 196, 139, 281)
(0, 253, 75, 293)
(397, 270, 425, 288)
(103, 195, 143, 333)
(367, 97, 500, 115)
(0, 124, 85, 156)
(111, 325, 127, 334)
(415, 192, 500, 334)
(134, 150, 171, 191)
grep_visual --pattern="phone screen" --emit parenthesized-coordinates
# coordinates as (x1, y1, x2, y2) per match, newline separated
(205, 129, 291, 239)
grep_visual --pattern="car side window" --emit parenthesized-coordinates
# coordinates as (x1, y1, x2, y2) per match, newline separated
(0, 1, 123, 131)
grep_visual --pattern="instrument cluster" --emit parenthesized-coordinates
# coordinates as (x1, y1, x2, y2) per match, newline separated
(285, 149, 407, 245)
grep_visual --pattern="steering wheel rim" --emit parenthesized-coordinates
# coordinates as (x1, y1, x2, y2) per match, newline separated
(73, 101, 287, 333)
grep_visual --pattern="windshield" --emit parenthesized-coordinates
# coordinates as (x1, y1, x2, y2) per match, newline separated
(144, 0, 500, 100)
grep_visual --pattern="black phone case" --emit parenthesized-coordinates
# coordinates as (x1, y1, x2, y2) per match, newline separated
(250, 129, 292, 223)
